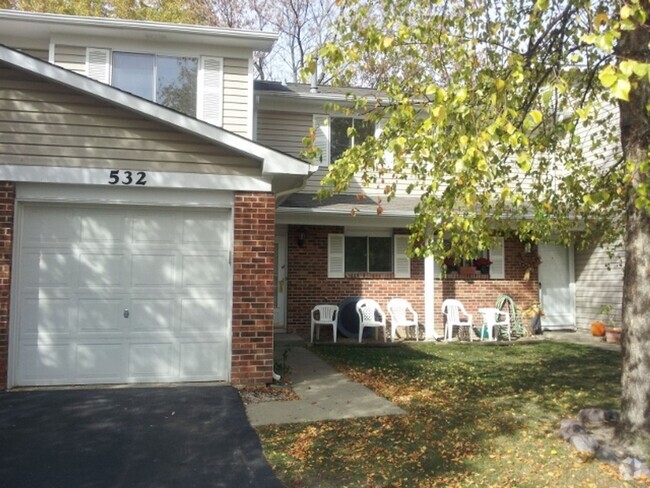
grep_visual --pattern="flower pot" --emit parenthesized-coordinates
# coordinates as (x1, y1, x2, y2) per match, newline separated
(605, 328, 622, 343)
(459, 266, 476, 277)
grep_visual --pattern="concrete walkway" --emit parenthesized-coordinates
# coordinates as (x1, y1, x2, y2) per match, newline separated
(245, 334, 405, 426)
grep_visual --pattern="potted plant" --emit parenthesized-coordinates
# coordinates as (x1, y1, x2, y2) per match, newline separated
(599, 305, 622, 343)
(474, 257, 492, 274)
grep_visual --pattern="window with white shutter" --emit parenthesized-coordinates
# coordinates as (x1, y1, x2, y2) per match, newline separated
(489, 238, 505, 279)
(86, 48, 110, 83)
(198, 56, 223, 126)
(328, 234, 345, 278)
(313, 115, 330, 166)
(394, 235, 411, 278)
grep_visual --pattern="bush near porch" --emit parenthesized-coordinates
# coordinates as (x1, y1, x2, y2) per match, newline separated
(257, 342, 633, 487)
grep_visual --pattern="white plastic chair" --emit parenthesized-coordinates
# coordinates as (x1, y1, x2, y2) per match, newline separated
(442, 299, 474, 341)
(356, 299, 387, 343)
(387, 298, 419, 341)
(311, 304, 339, 343)
(479, 308, 511, 341)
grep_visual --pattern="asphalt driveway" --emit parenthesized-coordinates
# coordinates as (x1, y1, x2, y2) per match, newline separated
(0, 386, 283, 488)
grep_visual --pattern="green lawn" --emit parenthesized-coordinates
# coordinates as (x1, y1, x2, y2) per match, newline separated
(257, 341, 638, 487)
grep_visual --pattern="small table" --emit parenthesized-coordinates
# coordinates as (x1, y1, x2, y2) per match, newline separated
(478, 308, 501, 341)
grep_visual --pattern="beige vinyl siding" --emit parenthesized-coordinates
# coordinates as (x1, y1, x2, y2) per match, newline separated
(256, 110, 312, 158)
(222, 57, 249, 136)
(53, 45, 86, 74)
(574, 242, 624, 331)
(0, 65, 257, 175)
(17, 48, 49, 61)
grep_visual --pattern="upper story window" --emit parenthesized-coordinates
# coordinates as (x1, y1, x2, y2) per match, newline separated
(86, 48, 223, 126)
(112, 52, 198, 117)
(330, 117, 376, 162)
(313, 115, 376, 166)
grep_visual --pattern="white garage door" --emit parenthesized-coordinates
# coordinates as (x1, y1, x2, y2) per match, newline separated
(12, 204, 232, 386)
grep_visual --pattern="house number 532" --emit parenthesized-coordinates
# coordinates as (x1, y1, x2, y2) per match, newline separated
(108, 170, 147, 186)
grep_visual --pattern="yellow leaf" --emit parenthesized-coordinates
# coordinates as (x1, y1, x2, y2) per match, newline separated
(382, 36, 394, 48)
(528, 110, 543, 125)
(594, 12, 609, 27)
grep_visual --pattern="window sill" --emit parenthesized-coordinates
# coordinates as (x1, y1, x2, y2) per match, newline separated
(445, 273, 491, 281)
(345, 272, 394, 279)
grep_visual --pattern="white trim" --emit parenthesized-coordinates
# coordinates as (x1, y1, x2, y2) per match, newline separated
(247, 54, 255, 139)
(48, 41, 55, 63)
(16, 183, 234, 208)
(197, 55, 224, 126)
(0, 165, 272, 192)
(0, 10, 278, 50)
(394, 234, 411, 278)
(327, 234, 345, 278)
(424, 256, 440, 340)
(344, 227, 392, 237)
(569, 243, 577, 329)
(489, 237, 506, 279)
(54, 36, 252, 59)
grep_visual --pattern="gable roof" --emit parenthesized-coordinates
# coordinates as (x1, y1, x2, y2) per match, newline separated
(0, 44, 317, 190)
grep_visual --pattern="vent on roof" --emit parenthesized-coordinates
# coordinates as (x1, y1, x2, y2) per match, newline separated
(310, 55, 319, 94)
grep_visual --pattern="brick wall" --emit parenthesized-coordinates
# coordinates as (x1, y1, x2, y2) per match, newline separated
(286, 225, 540, 339)
(231, 192, 275, 385)
(0, 182, 14, 389)
(287, 225, 425, 338)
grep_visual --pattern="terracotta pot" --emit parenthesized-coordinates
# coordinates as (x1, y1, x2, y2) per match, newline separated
(459, 266, 476, 276)
(605, 328, 622, 343)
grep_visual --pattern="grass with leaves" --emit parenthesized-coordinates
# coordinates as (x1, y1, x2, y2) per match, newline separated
(257, 341, 642, 487)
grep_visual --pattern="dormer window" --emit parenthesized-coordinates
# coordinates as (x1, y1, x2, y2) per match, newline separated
(112, 52, 198, 117)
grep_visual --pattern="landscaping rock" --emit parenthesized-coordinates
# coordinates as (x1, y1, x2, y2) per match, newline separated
(558, 419, 585, 441)
(577, 408, 620, 426)
(619, 457, 650, 481)
(596, 446, 620, 465)
(570, 433, 600, 454)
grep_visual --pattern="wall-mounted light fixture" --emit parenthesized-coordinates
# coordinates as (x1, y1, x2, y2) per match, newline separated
(523, 242, 532, 254)
(297, 226, 306, 248)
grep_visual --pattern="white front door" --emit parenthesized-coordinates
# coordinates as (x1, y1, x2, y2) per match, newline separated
(273, 235, 287, 330)
(538, 244, 575, 329)
(12, 204, 232, 386)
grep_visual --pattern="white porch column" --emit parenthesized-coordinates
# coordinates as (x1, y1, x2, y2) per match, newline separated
(424, 256, 440, 340)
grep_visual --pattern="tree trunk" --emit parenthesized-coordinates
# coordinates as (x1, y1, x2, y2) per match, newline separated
(617, 10, 650, 455)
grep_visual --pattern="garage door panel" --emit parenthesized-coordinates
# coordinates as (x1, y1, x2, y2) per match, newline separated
(132, 214, 177, 245)
(20, 295, 71, 334)
(179, 342, 227, 380)
(21, 251, 75, 287)
(77, 298, 125, 333)
(130, 299, 174, 331)
(128, 343, 176, 378)
(182, 212, 230, 246)
(14, 204, 232, 387)
(18, 343, 72, 384)
(180, 297, 227, 332)
(22, 207, 79, 244)
(131, 254, 176, 287)
(80, 210, 126, 244)
(78, 253, 125, 287)
(76, 343, 124, 380)
(182, 253, 229, 286)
